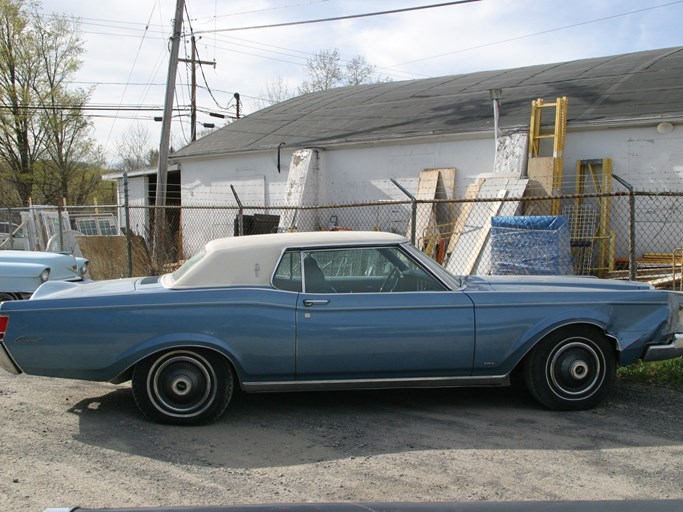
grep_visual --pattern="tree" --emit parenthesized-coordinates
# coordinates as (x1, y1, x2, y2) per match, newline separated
(0, 0, 103, 206)
(115, 122, 158, 173)
(257, 76, 295, 109)
(0, 0, 45, 205)
(344, 55, 380, 86)
(298, 49, 344, 95)
(297, 49, 389, 95)
(33, 11, 103, 204)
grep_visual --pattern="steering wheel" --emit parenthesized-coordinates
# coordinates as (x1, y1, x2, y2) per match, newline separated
(379, 267, 401, 292)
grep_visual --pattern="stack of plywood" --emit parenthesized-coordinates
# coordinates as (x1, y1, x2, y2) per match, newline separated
(444, 133, 530, 275)
(445, 176, 528, 276)
(525, 157, 555, 216)
(409, 168, 457, 254)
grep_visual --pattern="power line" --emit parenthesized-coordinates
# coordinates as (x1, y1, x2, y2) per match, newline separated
(103, 1, 160, 150)
(388, 0, 683, 67)
(69, 81, 167, 86)
(0, 104, 183, 111)
(193, 0, 481, 34)
(192, 0, 333, 22)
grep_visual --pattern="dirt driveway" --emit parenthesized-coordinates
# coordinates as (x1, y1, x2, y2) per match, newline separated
(1, 372, 682, 511)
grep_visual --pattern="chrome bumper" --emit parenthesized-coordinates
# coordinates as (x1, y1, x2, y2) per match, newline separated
(0, 342, 20, 374)
(643, 333, 683, 362)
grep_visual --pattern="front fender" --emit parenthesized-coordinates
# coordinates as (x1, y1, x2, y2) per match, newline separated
(0, 262, 49, 295)
(473, 301, 670, 375)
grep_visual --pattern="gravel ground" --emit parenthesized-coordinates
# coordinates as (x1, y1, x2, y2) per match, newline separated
(1, 372, 682, 511)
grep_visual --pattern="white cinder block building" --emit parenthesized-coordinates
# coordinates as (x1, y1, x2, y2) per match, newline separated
(121, 47, 683, 260)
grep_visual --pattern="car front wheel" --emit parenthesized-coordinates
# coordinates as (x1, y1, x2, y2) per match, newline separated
(132, 349, 233, 425)
(524, 327, 616, 411)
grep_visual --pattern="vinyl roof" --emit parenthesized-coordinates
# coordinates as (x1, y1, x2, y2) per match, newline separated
(172, 46, 683, 160)
(167, 231, 408, 289)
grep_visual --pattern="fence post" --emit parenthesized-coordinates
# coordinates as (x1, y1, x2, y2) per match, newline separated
(6, 207, 12, 249)
(231, 185, 244, 236)
(123, 172, 132, 278)
(57, 202, 64, 252)
(390, 178, 417, 245)
(612, 174, 636, 281)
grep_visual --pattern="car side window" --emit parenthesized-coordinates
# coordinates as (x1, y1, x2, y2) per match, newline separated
(302, 247, 445, 293)
(272, 250, 302, 292)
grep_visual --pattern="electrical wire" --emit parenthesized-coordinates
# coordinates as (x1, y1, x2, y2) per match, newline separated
(389, 0, 683, 67)
(195, 0, 333, 22)
(103, 1, 160, 150)
(193, 0, 481, 34)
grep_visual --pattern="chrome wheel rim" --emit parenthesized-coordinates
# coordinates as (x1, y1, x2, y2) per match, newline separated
(147, 351, 216, 418)
(546, 339, 605, 400)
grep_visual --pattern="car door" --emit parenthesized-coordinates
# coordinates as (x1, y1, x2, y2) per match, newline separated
(293, 246, 475, 381)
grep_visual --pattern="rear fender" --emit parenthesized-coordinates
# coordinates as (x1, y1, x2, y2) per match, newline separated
(108, 332, 245, 385)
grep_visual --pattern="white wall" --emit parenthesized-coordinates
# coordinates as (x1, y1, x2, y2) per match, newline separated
(181, 152, 289, 205)
(177, 123, 683, 258)
(563, 126, 683, 191)
(179, 153, 290, 255)
(320, 137, 496, 204)
(115, 175, 149, 239)
(563, 125, 683, 258)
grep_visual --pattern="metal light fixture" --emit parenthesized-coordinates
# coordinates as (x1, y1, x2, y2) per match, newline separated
(657, 121, 674, 134)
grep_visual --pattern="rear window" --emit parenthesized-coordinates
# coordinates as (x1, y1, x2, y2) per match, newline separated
(272, 250, 302, 292)
(170, 250, 206, 283)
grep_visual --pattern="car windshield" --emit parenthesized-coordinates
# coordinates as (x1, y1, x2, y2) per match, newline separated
(401, 242, 464, 289)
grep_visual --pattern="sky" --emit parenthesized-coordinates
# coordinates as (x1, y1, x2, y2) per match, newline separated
(37, 0, 683, 165)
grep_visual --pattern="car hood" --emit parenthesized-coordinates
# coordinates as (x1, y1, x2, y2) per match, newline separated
(464, 274, 654, 292)
(29, 276, 161, 300)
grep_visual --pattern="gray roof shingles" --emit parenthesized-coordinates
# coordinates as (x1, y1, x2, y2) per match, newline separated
(172, 47, 683, 160)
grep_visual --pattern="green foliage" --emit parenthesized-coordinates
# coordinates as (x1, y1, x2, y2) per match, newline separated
(618, 358, 683, 390)
(0, 0, 104, 206)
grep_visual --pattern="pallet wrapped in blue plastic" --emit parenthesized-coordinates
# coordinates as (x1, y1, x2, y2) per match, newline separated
(490, 216, 573, 275)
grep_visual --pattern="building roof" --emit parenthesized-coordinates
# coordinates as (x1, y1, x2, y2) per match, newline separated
(172, 46, 683, 160)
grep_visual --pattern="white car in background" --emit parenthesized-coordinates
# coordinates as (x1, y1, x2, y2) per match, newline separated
(0, 250, 88, 301)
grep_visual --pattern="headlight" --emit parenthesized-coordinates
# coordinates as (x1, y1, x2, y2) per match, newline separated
(40, 268, 50, 283)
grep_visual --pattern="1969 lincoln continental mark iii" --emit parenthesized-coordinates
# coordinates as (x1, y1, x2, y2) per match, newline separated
(1, 231, 682, 425)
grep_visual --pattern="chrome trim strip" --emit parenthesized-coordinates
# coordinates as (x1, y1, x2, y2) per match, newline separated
(642, 333, 683, 362)
(0, 342, 21, 375)
(242, 374, 510, 392)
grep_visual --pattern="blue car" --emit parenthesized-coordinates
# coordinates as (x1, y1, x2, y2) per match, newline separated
(1, 231, 682, 425)
(0, 250, 89, 301)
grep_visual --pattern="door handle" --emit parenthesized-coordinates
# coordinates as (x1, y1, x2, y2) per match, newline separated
(303, 299, 330, 307)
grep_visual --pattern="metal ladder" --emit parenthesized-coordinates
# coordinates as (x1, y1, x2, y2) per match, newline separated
(528, 96, 569, 215)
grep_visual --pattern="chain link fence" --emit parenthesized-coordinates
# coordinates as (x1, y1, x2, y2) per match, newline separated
(2, 191, 683, 289)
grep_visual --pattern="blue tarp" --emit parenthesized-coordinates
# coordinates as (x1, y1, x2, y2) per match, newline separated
(490, 216, 573, 275)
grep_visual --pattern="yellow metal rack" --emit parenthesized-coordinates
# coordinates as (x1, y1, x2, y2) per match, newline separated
(528, 96, 569, 215)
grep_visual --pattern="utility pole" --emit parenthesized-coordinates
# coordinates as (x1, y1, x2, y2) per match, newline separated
(234, 92, 241, 119)
(179, 36, 216, 142)
(154, 0, 184, 261)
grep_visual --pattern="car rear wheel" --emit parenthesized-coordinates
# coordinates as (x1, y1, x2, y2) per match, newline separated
(524, 327, 615, 411)
(132, 349, 233, 425)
